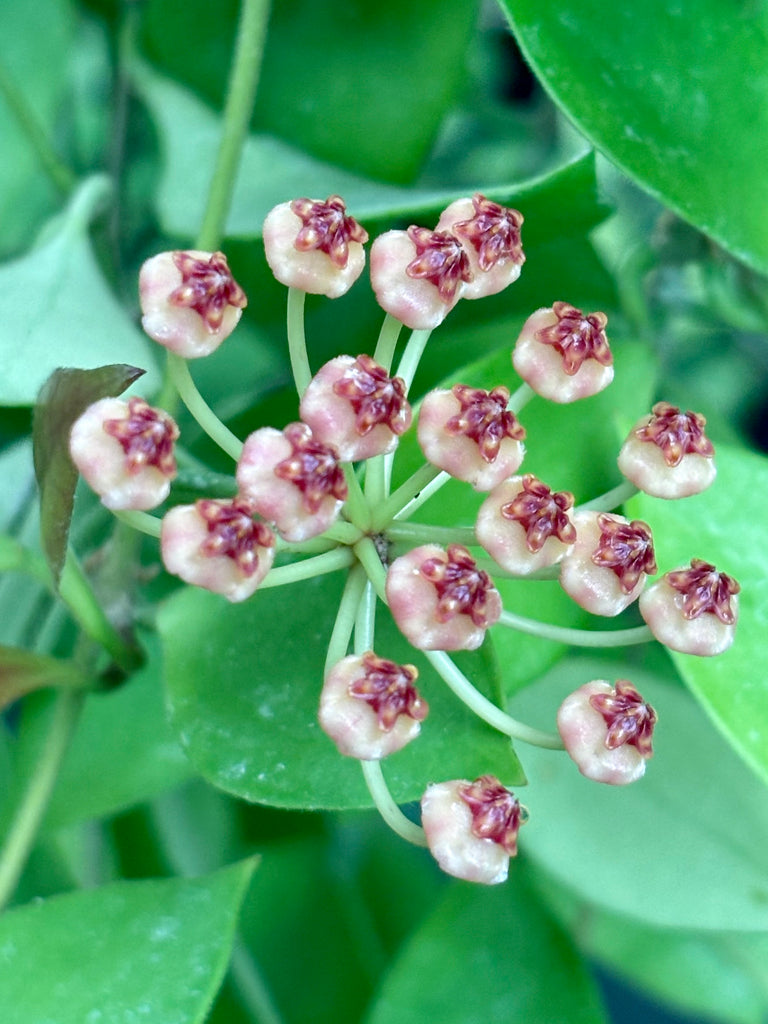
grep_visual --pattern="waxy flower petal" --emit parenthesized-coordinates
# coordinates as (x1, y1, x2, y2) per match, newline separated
(618, 402, 716, 498)
(437, 193, 524, 299)
(640, 560, 740, 655)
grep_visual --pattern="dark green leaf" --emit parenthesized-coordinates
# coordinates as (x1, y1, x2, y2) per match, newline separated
(0, 860, 255, 1024)
(33, 362, 144, 584)
(501, 0, 768, 273)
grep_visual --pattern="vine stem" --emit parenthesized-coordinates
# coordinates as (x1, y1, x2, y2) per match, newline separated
(113, 509, 163, 538)
(259, 547, 354, 589)
(497, 609, 653, 647)
(360, 761, 428, 848)
(287, 287, 312, 398)
(167, 354, 244, 462)
(195, 0, 272, 251)
(577, 479, 639, 513)
(424, 650, 564, 749)
(0, 688, 86, 910)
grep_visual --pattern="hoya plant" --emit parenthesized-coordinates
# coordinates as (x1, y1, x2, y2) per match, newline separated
(1, 1, 767, 1023)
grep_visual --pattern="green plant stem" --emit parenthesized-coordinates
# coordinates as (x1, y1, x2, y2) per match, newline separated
(0, 687, 86, 910)
(354, 579, 377, 654)
(363, 453, 387, 509)
(353, 538, 387, 602)
(424, 650, 564, 749)
(507, 382, 535, 414)
(371, 462, 443, 529)
(372, 314, 403, 372)
(0, 56, 76, 195)
(394, 329, 433, 395)
(577, 479, 639, 512)
(360, 760, 428, 848)
(167, 354, 244, 461)
(497, 609, 653, 647)
(286, 287, 312, 398)
(325, 566, 367, 673)
(260, 547, 354, 589)
(343, 464, 372, 531)
(195, 0, 272, 251)
(386, 522, 477, 547)
(318, 519, 364, 545)
(113, 508, 163, 538)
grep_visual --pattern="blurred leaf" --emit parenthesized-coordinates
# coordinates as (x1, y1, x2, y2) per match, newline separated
(0, 175, 158, 407)
(0, 645, 85, 711)
(631, 444, 768, 787)
(159, 572, 522, 811)
(141, 0, 477, 183)
(364, 872, 607, 1024)
(501, 0, 768, 274)
(33, 362, 145, 584)
(538, 873, 768, 1024)
(512, 657, 768, 930)
(0, 860, 255, 1024)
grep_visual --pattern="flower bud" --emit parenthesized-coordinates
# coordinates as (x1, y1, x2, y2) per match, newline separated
(559, 511, 656, 616)
(512, 302, 613, 403)
(386, 543, 501, 651)
(639, 559, 740, 655)
(262, 195, 368, 297)
(617, 401, 716, 498)
(476, 475, 576, 574)
(69, 396, 178, 510)
(299, 354, 411, 461)
(236, 422, 347, 542)
(557, 679, 657, 785)
(370, 226, 471, 329)
(436, 193, 524, 299)
(421, 775, 527, 884)
(318, 652, 427, 759)
(161, 498, 275, 602)
(139, 250, 246, 358)
(417, 384, 525, 491)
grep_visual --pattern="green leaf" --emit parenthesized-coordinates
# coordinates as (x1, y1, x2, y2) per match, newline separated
(33, 362, 145, 584)
(0, 175, 159, 407)
(0, 860, 255, 1024)
(141, 0, 477, 183)
(632, 444, 768, 787)
(159, 573, 522, 811)
(0, 645, 85, 711)
(511, 657, 768, 930)
(501, 0, 768, 274)
(364, 872, 607, 1024)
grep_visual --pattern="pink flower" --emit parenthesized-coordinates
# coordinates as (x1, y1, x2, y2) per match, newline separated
(618, 402, 716, 498)
(69, 396, 178, 510)
(318, 652, 427, 759)
(512, 303, 614, 402)
(557, 679, 657, 784)
(417, 384, 525, 491)
(299, 354, 411, 461)
(161, 498, 275, 602)
(263, 195, 368, 297)
(436, 193, 524, 299)
(386, 543, 501, 651)
(139, 250, 246, 358)
(236, 423, 348, 542)
(421, 775, 527, 884)
(639, 559, 740, 655)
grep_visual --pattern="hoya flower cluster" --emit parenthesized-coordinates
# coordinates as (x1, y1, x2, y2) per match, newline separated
(68, 192, 740, 886)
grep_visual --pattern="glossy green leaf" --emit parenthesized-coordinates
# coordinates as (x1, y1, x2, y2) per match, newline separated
(33, 362, 144, 583)
(0, 176, 158, 407)
(632, 444, 768, 786)
(0, 860, 255, 1024)
(141, 0, 476, 183)
(512, 657, 768, 930)
(159, 573, 521, 811)
(364, 872, 607, 1024)
(537, 873, 768, 1024)
(501, 0, 768, 274)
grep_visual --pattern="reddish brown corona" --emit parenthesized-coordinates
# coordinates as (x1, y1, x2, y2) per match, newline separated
(592, 514, 657, 593)
(588, 679, 657, 757)
(290, 195, 369, 268)
(665, 559, 740, 623)
(444, 384, 525, 463)
(458, 775, 527, 856)
(169, 251, 246, 332)
(535, 302, 612, 375)
(348, 652, 427, 730)
(103, 397, 179, 475)
(634, 402, 714, 467)
(274, 423, 348, 514)
(405, 227, 472, 302)
(500, 474, 576, 552)
(420, 544, 497, 627)
(196, 498, 275, 576)
(452, 194, 525, 272)
(332, 355, 410, 437)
